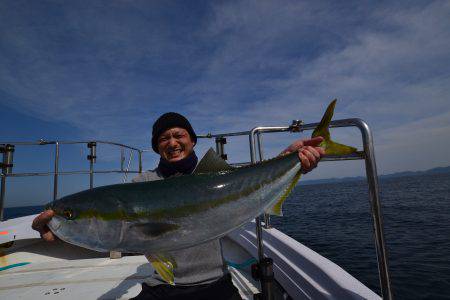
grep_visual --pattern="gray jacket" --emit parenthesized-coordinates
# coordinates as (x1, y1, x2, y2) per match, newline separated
(132, 168, 227, 286)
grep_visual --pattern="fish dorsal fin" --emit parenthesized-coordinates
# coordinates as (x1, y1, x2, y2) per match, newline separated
(194, 148, 233, 174)
(145, 253, 177, 285)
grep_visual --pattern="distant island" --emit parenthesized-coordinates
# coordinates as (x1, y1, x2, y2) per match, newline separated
(302, 165, 450, 185)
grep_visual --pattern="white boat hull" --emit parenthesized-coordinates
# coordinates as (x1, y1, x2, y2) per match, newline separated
(0, 215, 380, 299)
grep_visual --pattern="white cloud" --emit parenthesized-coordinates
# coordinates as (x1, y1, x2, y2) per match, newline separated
(0, 0, 449, 178)
(184, 0, 450, 177)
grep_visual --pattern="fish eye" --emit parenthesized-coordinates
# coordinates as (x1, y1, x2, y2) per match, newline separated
(63, 208, 75, 220)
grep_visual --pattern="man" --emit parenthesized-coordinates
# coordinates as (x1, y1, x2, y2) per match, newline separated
(32, 112, 325, 299)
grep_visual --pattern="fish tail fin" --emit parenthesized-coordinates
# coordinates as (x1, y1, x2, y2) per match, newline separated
(267, 170, 302, 216)
(145, 253, 177, 285)
(267, 99, 356, 216)
(312, 99, 357, 155)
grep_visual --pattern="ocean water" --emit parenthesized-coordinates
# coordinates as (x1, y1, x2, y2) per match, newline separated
(271, 173, 450, 300)
(4, 173, 450, 299)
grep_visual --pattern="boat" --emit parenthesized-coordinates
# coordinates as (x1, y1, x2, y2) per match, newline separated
(0, 118, 393, 299)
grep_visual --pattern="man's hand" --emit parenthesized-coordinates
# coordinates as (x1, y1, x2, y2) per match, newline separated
(280, 136, 325, 174)
(31, 210, 57, 242)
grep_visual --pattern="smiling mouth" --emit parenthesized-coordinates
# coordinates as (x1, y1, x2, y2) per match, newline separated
(168, 149, 183, 158)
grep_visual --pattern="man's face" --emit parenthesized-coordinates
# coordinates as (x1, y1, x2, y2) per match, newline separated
(157, 127, 195, 162)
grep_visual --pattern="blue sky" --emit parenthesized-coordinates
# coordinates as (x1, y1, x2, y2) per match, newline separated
(1, 1, 449, 206)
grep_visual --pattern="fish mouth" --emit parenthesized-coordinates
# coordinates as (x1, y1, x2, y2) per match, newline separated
(48, 215, 63, 232)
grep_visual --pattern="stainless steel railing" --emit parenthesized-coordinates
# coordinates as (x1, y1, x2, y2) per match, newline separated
(1, 118, 392, 299)
(0, 140, 143, 220)
(198, 118, 393, 300)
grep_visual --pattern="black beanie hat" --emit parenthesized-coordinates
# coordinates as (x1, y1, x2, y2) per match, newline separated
(151, 112, 197, 153)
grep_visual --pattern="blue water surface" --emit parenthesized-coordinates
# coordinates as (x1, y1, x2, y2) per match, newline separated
(271, 173, 450, 300)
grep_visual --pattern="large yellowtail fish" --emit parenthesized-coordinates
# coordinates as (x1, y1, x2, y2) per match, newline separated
(47, 99, 356, 284)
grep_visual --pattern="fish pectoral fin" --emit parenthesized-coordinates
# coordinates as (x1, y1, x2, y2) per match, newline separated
(312, 99, 358, 155)
(145, 253, 177, 285)
(194, 148, 233, 174)
(130, 222, 179, 238)
(267, 171, 302, 216)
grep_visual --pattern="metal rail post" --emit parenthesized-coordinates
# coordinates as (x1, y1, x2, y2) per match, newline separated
(249, 130, 274, 300)
(299, 118, 393, 299)
(356, 119, 393, 300)
(0, 175, 5, 221)
(256, 132, 264, 161)
(138, 150, 143, 173)
(53, 142, 60, 201)
(120, 147, 125, 172)
(0, 144, 14, 221)
(256, 132, 271, 229)
(249, 131, 265, 263)
(215, 137, 228, 160)
(87, 142, 97, 189)
(122, 151, 134, 183)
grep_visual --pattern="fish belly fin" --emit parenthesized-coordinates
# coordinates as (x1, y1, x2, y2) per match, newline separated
(267, 171, 302, 216)
(312, 99, 357, 155)
(145, 253, 177, 285)
(194, 148, 233, 174)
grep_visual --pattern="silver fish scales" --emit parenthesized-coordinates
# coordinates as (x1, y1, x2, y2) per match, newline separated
(48, 150, 301, 253)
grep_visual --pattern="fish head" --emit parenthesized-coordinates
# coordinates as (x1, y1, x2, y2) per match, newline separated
(46, 192, 89, 222)
(45, 192, 99, 247)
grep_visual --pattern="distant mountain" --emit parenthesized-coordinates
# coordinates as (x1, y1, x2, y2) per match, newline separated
(382, 166, 450, 178)
(302, 165, 450, 185)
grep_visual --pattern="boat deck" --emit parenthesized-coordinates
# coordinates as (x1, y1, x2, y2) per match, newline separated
(1, 215, 381, 299)
(0, 237, 263, 299)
